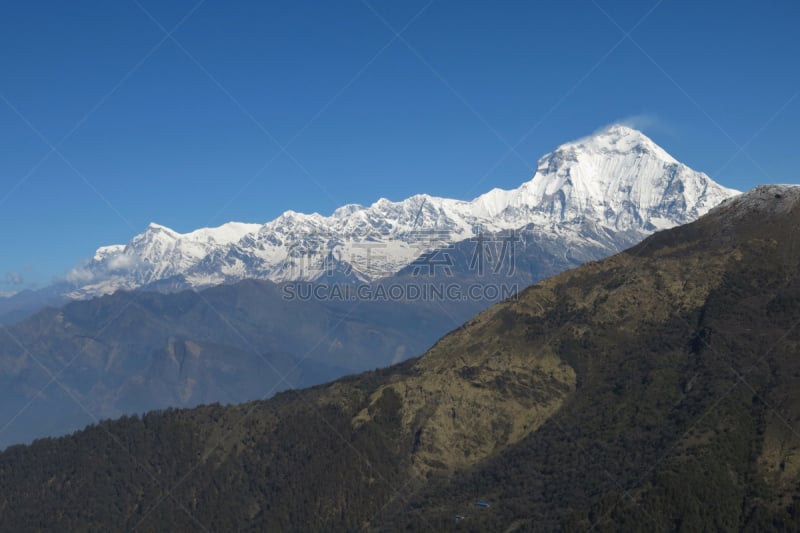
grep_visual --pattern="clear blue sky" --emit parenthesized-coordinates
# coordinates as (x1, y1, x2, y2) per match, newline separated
(1, 0, 799, 292)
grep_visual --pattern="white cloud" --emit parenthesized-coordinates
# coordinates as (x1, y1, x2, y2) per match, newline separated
(65, 265, 97, 285)
(594, 113, 677, 138)
(107, 253, 139, 271)
(3, 271, 24, 286)
(64, 251, 141, 286)
(615, 113, 662, 131)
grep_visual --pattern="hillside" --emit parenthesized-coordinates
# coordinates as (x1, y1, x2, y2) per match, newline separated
(0, 278, 460, 448)
(1, 185, 798, 531)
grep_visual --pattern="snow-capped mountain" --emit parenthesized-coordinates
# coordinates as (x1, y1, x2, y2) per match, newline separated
(66, 125, 739, 298)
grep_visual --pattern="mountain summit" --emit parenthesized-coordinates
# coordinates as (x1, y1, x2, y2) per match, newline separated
(66, 125, 738, 297)
(471, 124, 733, 229)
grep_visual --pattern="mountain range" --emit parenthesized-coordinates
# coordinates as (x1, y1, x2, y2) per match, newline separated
(0, 184, 796, 531)
(64, 124, 737, 299)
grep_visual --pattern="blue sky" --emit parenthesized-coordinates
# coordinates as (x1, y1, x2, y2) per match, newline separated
(1, 0, 799, 292)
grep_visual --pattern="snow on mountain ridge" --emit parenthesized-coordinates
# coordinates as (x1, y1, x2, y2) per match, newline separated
(67, 125, 739, 298)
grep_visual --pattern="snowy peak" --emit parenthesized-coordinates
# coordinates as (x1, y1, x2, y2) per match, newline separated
(145, 222, 176, 233)
(66, 126, 740, 298)
(476, 124, 737, 231)
(140, 221, 261, 244)
(562, 124, 678, 163)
